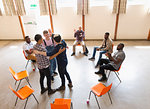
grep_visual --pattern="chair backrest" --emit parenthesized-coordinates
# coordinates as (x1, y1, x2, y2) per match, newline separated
(23, 50, 28, 60)
(101, 83, 112, 96)
(9, 67, 16, 76)
(9, 85, 21, 99)
(51, 103, 69, 109)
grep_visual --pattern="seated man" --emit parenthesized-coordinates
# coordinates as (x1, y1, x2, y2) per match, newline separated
(89, 32, 113, 67)
(95, 43, 125, 81)
(71, 26, 87, 56)
(23, 36, 36, 70)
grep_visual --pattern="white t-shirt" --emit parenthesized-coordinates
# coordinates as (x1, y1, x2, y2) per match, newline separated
(23, 42, 34, 57)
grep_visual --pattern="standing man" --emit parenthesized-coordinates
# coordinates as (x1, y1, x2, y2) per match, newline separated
(71, 26, 87, 56)
(89, 32, 113, 67)
(95, 43, 125, 81)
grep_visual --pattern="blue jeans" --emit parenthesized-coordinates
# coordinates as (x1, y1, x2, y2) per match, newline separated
(46, 46, 57, 75)
(96, 50, 107, 65)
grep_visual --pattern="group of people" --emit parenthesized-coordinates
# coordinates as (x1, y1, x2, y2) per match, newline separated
(23, 30, 73, 95)
(23, 26, 126, 95)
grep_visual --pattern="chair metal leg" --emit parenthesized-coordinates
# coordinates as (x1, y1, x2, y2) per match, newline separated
(24, 98, 29, 109)
(108, 92, 112, 104)
(107, 71, 111, 82)
(88, 91, 92, 100)
(25, 77, 32, 88)
(71, 102, 73, 109)
(114, 72, 121, 83)
(16, 80, 21, 91)
(25, 60, 29, 69)
(94, 94, 101, 109)
(15, 80, 17, 85)
(32, 94, 39, 104)
(15, 97, 18, 106)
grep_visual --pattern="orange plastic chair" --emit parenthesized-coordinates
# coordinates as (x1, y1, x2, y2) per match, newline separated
(9, 85, 39, 109)
(23, 50, 36, 71)
(51, 98, 73, 109)
(87, 83, 112, 109)
(9, 67, 32, 91)
(107, 65, 122, 83)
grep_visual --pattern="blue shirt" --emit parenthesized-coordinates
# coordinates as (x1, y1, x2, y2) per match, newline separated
(46, 40, 68, 67)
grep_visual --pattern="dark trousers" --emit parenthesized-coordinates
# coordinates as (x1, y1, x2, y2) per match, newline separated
(39, 66, 51, 91)
(99, 58, 116, 77)
(58, 65, 72, 86)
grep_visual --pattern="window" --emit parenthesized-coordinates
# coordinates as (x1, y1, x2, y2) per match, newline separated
(56, 0, 77, 8)
(0, 0, 5, 14)
(90, 0, 113, 7)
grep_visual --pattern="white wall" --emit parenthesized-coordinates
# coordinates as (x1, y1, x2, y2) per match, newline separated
(0, 16, 23, 39)
(85, 6, 116, 39)
(53, 7, 81, 39)
(0, 5, 150, 40)
(118, 5, 150, 39)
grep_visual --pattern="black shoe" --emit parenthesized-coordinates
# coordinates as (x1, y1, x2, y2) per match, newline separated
(98, 76, 107, 82)
(68, 83, 73, 88)
(88, 57, 95, 60)
(83, 52, 88, 56)
(71, 52, 75, 56)
(56, 86, 65, 91)
(48, 89, 56, 95)
(53, 72, 58, 76)
(41, 87, 48, 94)
(95, 71, 102, 74)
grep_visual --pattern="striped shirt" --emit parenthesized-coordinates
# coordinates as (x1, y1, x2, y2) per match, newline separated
(33, 43, 50, 69)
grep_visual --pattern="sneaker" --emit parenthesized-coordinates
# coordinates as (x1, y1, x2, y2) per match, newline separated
(83, 52, 88, 56)
(53, 72, 58, 76)
(98, 76, 107, 82)
(71, 52, 75, 56)
(56, 86, 65, 91)
(88, 57, 95, 60)
(95, 71, 102, 74)
(48, 89, 56, 95)
(68, 83, 73, 88)
(41, 87, 48, 94)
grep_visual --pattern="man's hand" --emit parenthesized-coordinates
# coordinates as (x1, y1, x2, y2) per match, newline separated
(33, 50, 40, 54)
(96, 48, 100, 51)
(58, 47, 66, 53)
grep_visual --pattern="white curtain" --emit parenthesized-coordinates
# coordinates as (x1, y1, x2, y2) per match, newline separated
(15, 0, 26, 16)
(0, 8, 2, 16)
(113, 0, 127, 14)
(50, 0, 57, 15)
(2, 0, 17, 16)
(77, 0, 88, 15)
(39, 0, 57, 16)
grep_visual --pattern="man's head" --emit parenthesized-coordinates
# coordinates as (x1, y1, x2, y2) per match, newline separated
(54, 34, 61, 43)
(104, 32, 110, 40)
(34, 34, 43, 44)
(43, 30, 49, 39)
(117, 43, 124, 50)
(25, 36, 31, 44)
(79, 26, 82, 31)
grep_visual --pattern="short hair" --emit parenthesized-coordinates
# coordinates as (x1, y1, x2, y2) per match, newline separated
(25, 36, 29, 40)
(119, 43, 124, 48)
(43, 30, 48, 35)
(54, 34, 61, 43)
(105, 32, 110, 36)
(34, 34, 42, 42)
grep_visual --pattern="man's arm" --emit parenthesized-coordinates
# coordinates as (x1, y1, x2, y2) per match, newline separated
(25, 49, 33, 55)
(107, 53, 122, 64)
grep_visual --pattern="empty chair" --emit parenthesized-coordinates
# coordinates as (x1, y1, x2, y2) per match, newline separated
(9, 85, 39, 109)
(9, 67, 32, 90)
(51, 98, 73, 109)
(87, 83, 112, 109)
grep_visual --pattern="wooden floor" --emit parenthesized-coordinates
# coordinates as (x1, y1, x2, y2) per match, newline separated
(0, 40, 150, 109)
